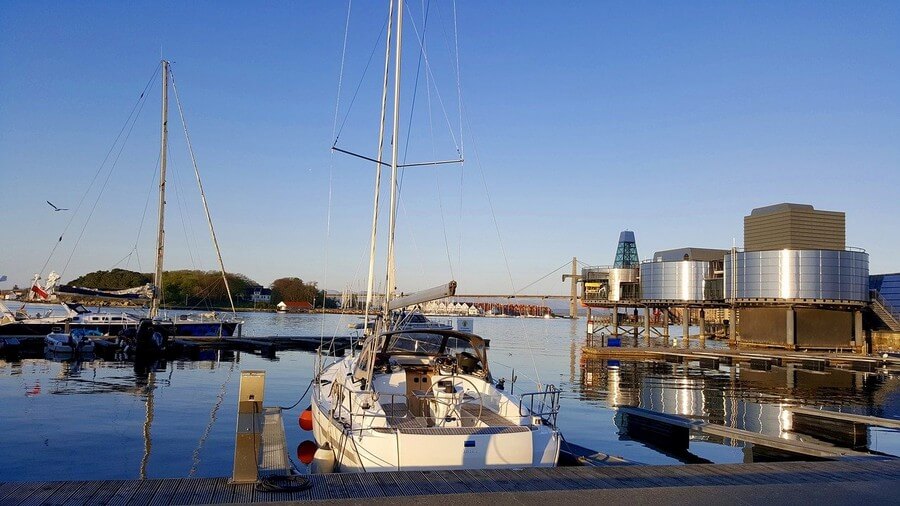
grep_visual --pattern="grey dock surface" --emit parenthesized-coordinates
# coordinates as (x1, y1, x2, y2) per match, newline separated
(2, 459, 898, 505)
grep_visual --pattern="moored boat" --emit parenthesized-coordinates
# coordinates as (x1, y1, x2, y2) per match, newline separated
(45, 332, 95, 354)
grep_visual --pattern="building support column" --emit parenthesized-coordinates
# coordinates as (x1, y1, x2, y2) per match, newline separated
(786, 307, 796, 350)
(663, 307, 670, 347)
(729, 307, 738, 345)
(644, 306, 651, 347)
(682, 307, 690, 349)
(586, 307, 593, 341)
(853, 310, 863, 352)
(699, 308, 707, 349)
(611, 305, 619, 337)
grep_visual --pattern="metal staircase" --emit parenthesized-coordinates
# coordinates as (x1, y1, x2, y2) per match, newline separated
(870, 290, 900, 332)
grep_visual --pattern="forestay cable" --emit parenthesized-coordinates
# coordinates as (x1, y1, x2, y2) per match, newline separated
(170, 68, 236, 315)
(38, 63, 161, 278)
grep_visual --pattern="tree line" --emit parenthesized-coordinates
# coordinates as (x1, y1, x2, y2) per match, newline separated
(68, 269, 336, 309)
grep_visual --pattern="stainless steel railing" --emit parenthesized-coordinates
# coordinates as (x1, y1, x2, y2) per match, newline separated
(518, 385, 561, 428)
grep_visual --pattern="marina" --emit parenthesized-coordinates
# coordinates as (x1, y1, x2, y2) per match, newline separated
(2, 0, 900, 503)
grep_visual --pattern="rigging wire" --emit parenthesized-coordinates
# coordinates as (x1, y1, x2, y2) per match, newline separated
(122, 149, 162, 273)
(61, 71, 157, 278)
(38, 63, 161, 278)
(188, 359, 235, 477)
(321, 0, 355, 354)
(166, 145, 198, 270)
(332, 10, 389, 145)
(171, 67, 237, 315)
(402, 4, 461, 156)
(422, 0, 466, 275)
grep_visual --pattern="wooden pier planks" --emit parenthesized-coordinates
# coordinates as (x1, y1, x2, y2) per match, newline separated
(2, 459, 899, 505)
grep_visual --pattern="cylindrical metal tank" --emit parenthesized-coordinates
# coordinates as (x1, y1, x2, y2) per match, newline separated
(640, 260, 711, 302)
(724, 249, 869, 302)
(608, 268, 639, 301)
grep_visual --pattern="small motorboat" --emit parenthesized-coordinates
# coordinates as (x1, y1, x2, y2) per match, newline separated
(45, 332, 95, 354)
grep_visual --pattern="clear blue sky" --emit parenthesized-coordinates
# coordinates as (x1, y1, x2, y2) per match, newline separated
(2, 1, 898, 296)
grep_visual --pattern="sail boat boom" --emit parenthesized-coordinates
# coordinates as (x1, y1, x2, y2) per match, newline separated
(386, 280, 456, 311)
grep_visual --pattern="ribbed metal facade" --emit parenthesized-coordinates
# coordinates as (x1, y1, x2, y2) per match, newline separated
(640, 261, 711, 302)
(725, 249, 869, 302)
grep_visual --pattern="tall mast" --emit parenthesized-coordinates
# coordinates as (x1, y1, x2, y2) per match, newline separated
(383, 0, 403, 322)
(364, 0, 395, 331)
(151, 60, 169, 319)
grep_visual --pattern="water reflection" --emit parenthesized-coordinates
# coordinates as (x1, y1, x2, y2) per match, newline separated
(578, 356, 900, 457)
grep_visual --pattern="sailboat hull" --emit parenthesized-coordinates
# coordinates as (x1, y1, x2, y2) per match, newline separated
(0, 321, 239, 337)
(311, 386, 560, 473)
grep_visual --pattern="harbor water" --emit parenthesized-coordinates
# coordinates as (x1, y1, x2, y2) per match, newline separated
(1, 310, 898, 481)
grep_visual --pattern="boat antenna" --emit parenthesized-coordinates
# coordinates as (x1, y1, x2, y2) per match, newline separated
(150, 60, 169, 319)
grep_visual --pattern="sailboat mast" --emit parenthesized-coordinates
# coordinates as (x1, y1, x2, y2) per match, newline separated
(383, 0, 403, 321)
(151, 60, 169, 319)
(364, 0, 395, 330)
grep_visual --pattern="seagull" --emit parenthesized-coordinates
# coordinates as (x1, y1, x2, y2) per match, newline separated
(46, 201, 68, 212)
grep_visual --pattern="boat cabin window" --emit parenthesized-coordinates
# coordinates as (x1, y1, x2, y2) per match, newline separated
(385, 332, 444, 355)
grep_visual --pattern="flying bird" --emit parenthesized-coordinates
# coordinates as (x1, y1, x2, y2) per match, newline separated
(46, 201, 68, 212)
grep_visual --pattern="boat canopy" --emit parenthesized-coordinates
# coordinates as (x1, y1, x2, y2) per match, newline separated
(351, 328, 491, 385)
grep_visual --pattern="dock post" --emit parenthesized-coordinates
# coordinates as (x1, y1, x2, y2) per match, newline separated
(232, 370, 266, 484)
(644, 306, 651, 347)
(786, 308, 796, 350)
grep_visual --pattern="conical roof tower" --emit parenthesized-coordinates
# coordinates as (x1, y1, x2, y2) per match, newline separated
(613, 231, 639, 268)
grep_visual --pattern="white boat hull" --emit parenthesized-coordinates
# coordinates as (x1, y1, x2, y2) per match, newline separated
(45, 333, 95, 353)
(312, 397, 559, 472)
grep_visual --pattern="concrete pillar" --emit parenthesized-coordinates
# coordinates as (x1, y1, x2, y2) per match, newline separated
(853, 310, 863, 351)
(662, 307, 670, 347)
(644, 306, 651, 347)
(786, 308, 796, 350)
(682, 307, 690, 349)
(728, 307, 738, 344)
(611, 306, 619, 336)
(568, 257, 578, 319)
(699, 308, 707, 349)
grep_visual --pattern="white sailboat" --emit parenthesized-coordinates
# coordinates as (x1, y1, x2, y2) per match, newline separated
(310, 0, 561, 473)
(2, 61, 243, 340)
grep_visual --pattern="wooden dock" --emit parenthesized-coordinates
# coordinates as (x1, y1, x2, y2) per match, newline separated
(1, 459, 898, 505)
(583, 345, 900, 373)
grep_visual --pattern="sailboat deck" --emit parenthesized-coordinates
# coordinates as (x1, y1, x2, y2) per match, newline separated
(379, 402, 529, 434)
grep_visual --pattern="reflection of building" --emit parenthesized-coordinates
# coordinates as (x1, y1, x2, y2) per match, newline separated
(578, 356, 889, 448)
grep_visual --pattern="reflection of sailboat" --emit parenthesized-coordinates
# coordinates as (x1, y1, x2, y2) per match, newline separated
(311, 0, 561, 473)
(133, 358, 161, 479)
